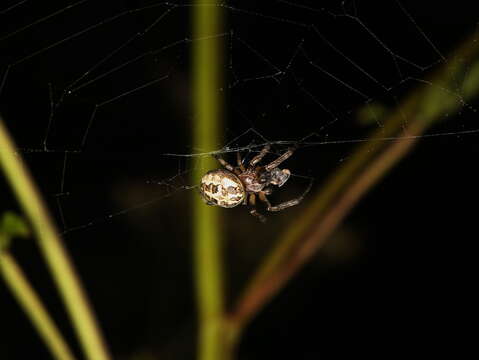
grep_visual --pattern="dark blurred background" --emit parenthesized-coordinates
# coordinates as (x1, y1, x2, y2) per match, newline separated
(1, 1, 478, 359)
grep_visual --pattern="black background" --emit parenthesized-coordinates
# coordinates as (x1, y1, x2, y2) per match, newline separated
(1, 1, 478, 359)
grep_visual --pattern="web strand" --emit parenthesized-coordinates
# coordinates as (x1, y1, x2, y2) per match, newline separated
(1, 0, 477, 234)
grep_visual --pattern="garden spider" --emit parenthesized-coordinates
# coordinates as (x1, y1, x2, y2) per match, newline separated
(199, 144, 312, 222)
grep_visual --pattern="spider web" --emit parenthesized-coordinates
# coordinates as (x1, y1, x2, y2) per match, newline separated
(2, 1, 479, 359)
(1, 0, 478, 236)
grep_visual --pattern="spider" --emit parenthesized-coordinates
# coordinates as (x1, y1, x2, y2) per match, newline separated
(199, 144, 312, 222)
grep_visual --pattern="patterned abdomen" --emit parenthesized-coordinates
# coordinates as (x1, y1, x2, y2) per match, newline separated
(199, 169, 245, 208)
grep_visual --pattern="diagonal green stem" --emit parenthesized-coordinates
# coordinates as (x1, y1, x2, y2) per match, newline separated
(0, 115, 111, 360)
(0, 248, 77, 360)
(229, 32, 479, 335)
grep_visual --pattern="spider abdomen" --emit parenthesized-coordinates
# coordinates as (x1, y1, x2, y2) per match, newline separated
(199, 169, 246, 208)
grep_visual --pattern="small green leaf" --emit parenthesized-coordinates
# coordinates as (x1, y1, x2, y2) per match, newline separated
(0, 233, 10, 250)
(0, 211, 30, 239)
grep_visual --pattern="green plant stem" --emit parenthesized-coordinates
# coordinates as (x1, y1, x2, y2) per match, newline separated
(192, 2, 225, 360)
(0, 248, 77, 360)
(0, 116, 111, 360)
(229, 32, 479, 335)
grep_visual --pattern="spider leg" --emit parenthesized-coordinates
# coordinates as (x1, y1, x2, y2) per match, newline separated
(213, 154, 235, 172)
(248, 193, 266, 222)
(248, 144, 271, 168)
(236, 151, 246, 172)
(259, 178, 313, 212)
(264, 144, 298, 172)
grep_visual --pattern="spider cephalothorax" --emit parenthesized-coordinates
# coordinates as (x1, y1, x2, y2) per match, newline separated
(199, 144, 311, 222)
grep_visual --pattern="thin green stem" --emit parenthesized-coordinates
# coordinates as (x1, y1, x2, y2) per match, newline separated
(192, 2, 225, 360)
(0, 116, 111, 360)
(0, 248, 77, 360)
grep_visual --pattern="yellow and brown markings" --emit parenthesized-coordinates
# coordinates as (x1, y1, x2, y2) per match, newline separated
(199, 169, 245, 208)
